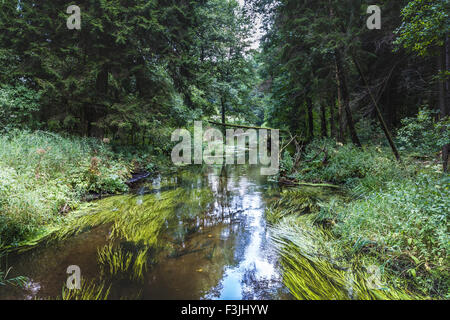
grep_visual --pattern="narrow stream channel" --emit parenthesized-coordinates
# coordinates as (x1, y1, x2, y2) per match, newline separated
(0, 165, 292, 300)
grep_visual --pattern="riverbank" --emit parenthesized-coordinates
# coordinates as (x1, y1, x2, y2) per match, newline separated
(274, 139, 449, 299)
(0, 130, 168, 250)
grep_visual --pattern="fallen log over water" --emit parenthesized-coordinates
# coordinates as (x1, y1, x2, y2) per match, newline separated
(126, 172, 151, 184)
(278, 177, 340, 189)
(207, 121, 288, 132)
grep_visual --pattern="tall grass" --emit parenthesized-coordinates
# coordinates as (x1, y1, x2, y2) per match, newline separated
(268, 190, 424, 300)
(278, 139, 449, 298)
(322, 174, 449, 298)
(0, 130, 132, 248)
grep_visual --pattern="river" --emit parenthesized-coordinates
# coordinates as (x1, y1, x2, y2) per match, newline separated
(0, 164, 292, 300)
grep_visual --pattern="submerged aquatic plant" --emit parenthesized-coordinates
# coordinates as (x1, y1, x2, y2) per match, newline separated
(0, 253, 28, 288)
(266, 188, 331, 224)
(61, 278, 111, 300)
(272, 215, 421, 300)
(45, 185, 215, 283)
(0, 267, 27, 288)
(52, 186, 213, 242)
(268, 190, 423, 300)
(98, 244, 148, 281)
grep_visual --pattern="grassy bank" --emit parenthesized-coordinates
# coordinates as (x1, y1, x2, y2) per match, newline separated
(0, 130, 164, 249)
(275, 138, 449, 299)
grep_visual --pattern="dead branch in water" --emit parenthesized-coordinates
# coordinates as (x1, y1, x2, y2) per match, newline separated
(207, 121, 288, 132)
(278, 178, 340, 189)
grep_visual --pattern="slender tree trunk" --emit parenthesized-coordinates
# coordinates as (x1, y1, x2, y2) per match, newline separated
(320, 103, 327, 137)
(329, 96, 336, 138)
(335, 62, 345, 142)
(330, 5, 343, 142)
(96, 67, 108, 95)
(440, 37, 449, 172)
(221, 98, 225, 124)
(353, 56, 402, 161)
(221, 97, 226, 134)
(306, 96, 314, 141)
(335, 50, 362, 148)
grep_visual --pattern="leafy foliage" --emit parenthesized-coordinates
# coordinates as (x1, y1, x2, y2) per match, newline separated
(395, 0, 449, 56)
(0, 85, 41, 132)
(279, 137, 449, 297)
(0, 131, 134, 248)
(396, 108, 450, 155)
(0, 0, 257, 141)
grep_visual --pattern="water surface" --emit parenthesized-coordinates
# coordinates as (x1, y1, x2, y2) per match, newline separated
(0, 165, 291, 300)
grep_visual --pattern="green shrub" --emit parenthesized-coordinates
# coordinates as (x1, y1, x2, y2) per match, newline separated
(0, 84, 41, 132)
(294, 139, 406, 192)
(280, 150, 294, 175)
(396, 108, 450, 156)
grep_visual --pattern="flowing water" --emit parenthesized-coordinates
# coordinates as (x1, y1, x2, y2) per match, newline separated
(0, 164, 292, 300)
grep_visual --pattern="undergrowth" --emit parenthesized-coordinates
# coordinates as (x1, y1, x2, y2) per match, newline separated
(0, 130, 164, 249)
(276, 134, 449, 298)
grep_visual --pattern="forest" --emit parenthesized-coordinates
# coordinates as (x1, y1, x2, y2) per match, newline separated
(0, 0, 448, 301)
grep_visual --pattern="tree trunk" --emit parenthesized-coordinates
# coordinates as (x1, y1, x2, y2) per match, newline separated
(335, 61, 345, 142)
(221, 98, 225, 124)
(320, 103, 327, 137)
(330, 96, 336, 138)
(207, 121, 287, 132)
(352, 56, 402, 161)
(335, 50, 362, 148)
(221, 97, 226, 134)
(96, 67, 108, 95)
(440, 37, 449, 172)
(330, 5, 343, 142)
(306, 96, 314, 141)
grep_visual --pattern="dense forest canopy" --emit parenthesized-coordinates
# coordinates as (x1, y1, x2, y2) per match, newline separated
(0, 0, 448, 169)
(252, 0, 448, 164)
(0, 0, 260, 144)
